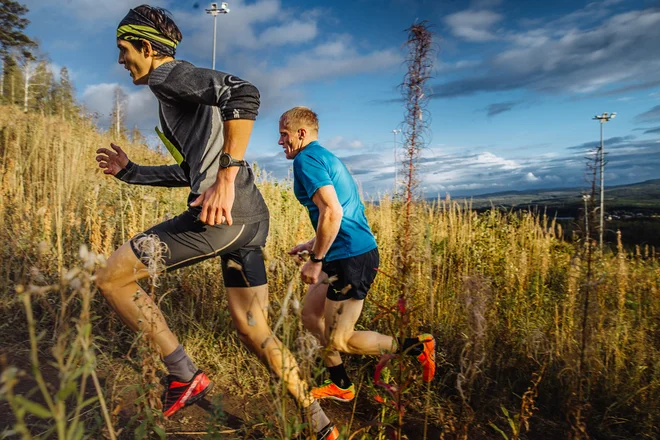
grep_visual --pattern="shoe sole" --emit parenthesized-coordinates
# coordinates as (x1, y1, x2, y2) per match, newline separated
(164, 380, 214, 418)
(313, 394, 354, 403)
(187, 380, 214, 407)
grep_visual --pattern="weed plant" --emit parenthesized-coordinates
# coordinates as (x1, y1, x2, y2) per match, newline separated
(0, 106, 658, 439)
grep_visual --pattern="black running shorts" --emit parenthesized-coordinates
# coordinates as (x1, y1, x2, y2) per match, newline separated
(322, 248, 379, 301)
(129, 202, 268, 288)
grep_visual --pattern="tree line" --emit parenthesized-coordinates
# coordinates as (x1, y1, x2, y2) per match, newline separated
(1, 0, 138, 141)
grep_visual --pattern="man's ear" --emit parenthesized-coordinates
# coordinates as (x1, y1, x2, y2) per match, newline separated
(298, 128, 306, 139)
(141, 40, 155, 57)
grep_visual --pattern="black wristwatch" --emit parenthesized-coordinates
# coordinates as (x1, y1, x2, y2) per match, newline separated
(219, 152, 247, 168)
(309, 251, 324, 263)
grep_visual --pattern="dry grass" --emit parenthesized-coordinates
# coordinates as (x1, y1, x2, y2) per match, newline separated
(1, 105, 658, 439)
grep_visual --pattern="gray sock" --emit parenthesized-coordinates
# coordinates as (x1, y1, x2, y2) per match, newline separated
(306, 400, 330, 433)
(162, 345, 197, 382)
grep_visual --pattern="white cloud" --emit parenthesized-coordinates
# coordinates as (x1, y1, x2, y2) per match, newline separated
(525, 172, 539, 182)
(444, 10, 503, 42)
(259, 20, 318, 46)
(473, 152, 520, 170)
(324, 136, 366, 151)
(314, 40, 349, 58)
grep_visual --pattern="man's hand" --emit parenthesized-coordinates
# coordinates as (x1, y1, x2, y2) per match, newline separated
(300, 260, 322, 285)
(190, 179, 235, 226)
(288, 240, 314, 263)
(96, 143, 129, 175)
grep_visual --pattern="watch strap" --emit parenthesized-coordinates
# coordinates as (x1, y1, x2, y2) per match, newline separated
(220, 152, 247, 168)
(309, 251, 324, 263)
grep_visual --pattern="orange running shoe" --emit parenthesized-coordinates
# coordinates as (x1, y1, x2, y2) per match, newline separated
(417, 334, 436, 382)
(161, 370, 213, 418)
(317, 423, 340, 440)
(311, 380, 355, 402)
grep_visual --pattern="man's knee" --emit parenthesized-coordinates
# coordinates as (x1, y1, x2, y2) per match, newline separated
(327, 333, 352, 353)
(94, 261, 133, 301)
(94, 242, 142, 298)
(94, 265, 114, 298)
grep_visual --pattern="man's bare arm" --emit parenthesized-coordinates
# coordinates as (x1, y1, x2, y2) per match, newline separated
(299, 185, 342, 284)
(311, 185, 343, 259)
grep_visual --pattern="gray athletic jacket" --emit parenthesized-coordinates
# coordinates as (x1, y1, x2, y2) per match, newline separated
(115, 60, 269, 224)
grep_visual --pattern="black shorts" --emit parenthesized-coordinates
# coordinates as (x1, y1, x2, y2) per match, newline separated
(129, 204, 268, 288)
(322, 248, 379, 301)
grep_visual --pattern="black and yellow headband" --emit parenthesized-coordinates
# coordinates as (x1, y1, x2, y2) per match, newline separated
(117, 8, 179, 57)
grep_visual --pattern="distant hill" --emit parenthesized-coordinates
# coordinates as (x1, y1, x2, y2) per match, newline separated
(447, 179, 660, 215)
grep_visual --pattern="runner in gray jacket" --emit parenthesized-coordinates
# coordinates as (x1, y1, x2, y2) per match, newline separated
(95, 6, 337, 438)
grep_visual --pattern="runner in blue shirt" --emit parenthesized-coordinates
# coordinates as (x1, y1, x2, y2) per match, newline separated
(278, 107, 436, 402)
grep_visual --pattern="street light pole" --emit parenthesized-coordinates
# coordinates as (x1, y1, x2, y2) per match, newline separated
(592, 111, 616, 249)
(392, 129, 401, 193)
(205, 3, 230, 70)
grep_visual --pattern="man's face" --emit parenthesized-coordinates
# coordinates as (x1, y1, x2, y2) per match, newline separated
(278, 121, 304, 160)
(117, 39, 151, 85)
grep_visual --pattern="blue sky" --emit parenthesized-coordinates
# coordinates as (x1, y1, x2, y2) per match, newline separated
(20, 0, 660, 197)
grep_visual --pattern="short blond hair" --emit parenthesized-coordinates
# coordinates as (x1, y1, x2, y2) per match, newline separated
(280, 106, 319, 133)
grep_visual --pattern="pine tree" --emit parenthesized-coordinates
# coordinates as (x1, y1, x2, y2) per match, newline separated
(31, 60, 52, 113)
(1, 0, 36, 96)
(58, 67, 76, 117)
(1, 52, 18, 103)
(48, 66, 77, 117)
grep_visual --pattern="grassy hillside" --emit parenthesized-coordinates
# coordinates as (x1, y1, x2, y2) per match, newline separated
(1, 106, 658, 439)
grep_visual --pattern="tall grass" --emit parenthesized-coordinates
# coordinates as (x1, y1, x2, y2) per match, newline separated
(1, 105, 658, 439)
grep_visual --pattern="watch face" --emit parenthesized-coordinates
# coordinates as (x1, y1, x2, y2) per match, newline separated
(220, 153, 231, 167)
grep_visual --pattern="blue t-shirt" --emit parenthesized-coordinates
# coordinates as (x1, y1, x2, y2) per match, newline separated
(293, 141, 377, 262)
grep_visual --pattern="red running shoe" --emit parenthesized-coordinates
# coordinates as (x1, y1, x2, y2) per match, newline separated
(161, 370, 213, 418)
(311, 380, 355, 402)
(417, 334, 436, 382)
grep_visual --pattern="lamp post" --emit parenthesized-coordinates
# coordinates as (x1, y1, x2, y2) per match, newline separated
(392, 128, 401, 192)
(205, 2, 230, 70)
(592, 111, 616, 249)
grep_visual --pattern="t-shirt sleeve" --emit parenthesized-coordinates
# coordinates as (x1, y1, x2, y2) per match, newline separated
(294, 154, 332, 199)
